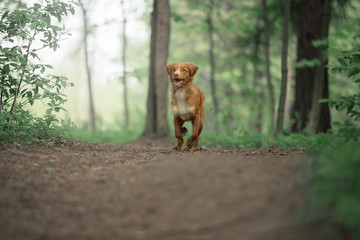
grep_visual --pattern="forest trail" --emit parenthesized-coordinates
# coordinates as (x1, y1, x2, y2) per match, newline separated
(0, 139, 339, 240)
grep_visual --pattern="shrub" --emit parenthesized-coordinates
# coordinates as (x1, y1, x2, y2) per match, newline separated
(0, 0, 77, 145)
(0, 109, 76, 145)
(307, 37, 360, 238)
(308, 144, 360, 238)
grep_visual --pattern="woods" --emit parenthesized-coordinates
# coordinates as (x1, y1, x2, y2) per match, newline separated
(2, 0, 357, 137)
(1, 0, 360, 238)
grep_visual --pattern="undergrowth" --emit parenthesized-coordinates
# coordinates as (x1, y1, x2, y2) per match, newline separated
(307, 142, 360, 239)
(200, 130, 349, 152)
(0, 109, 76, 145)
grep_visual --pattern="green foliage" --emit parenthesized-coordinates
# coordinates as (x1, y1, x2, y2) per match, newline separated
(325, 44, 360, 122)
(0, 0, 76, 114)
(308, 143, 360, 238)
(0, 0, 77, 145)
(200, 131, 351, 152)
(0, 109, 76, 145)
(306, 34, 360, 237)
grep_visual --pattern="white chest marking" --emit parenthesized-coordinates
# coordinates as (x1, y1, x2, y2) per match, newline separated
(171, 88, 195, 121)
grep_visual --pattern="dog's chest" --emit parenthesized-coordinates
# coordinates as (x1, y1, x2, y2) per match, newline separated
(171, 88, 195, 121)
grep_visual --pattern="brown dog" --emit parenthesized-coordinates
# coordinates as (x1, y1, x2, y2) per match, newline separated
(165, 62, 205, 151)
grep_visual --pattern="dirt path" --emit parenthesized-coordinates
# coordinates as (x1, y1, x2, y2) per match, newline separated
(0, 139, 340, 240)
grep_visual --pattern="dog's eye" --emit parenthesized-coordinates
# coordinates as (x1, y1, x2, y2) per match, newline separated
(172, 68, 175, 72)
(182, 69, 186, 72)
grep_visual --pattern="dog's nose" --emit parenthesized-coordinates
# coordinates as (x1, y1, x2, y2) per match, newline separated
(174, 71, 179, 78)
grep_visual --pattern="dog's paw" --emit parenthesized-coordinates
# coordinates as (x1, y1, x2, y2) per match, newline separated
(173, 146, 181, 151)
(186, 138, 195, 150)
(195, 146, 205, 151)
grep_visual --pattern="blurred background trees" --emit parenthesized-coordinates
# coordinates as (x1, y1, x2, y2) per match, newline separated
(1, 0, 359, 139)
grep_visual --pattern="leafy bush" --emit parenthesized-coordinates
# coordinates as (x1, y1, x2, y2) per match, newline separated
(0, 0, 76, 114)
(329, 46, 360, 115)
(306, 37, 360, 238)
(0, 0, 77, 145)
(308, 144, 360, 238)
(0, 109, 76, 145)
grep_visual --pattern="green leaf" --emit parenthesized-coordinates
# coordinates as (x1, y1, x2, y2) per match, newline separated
(45, 15, 51, 25)
(26, 91, 32, 99)
(348, 66, 360, 77)
(33, 3, 41, 9)
(55, 14, 61, 22)
(69, 6, 75, 15)
(3, 64, 10, 73)
(1, 11, 9, 21)
(30, 21, 37, 30)
(3, 89, 9, 98)
(338, 58, 347, 66)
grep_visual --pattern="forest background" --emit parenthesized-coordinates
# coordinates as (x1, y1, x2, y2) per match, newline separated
(1, 0, 358, 144)
(1, 0, 360, 237)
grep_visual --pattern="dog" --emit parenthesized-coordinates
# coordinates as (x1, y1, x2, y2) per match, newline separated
(165, 62, 205, 151)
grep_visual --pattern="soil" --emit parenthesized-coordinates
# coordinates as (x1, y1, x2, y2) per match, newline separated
(0, 138, 347, 240)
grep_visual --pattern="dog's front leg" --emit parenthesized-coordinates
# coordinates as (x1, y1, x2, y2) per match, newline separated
(174, 116, 184, 150)
(187, 115, 201, 150)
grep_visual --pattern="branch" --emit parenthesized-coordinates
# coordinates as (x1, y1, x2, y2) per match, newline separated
(9, 28, 38, 114)
(30, 38, 68, 53)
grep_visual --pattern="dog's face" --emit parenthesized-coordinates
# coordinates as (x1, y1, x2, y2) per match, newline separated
(165, 62, 199, 88)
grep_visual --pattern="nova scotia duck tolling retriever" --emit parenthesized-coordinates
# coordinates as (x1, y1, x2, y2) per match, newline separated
(165, 62, 205, 151)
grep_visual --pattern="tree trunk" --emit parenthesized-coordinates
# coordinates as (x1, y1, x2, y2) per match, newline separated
(262, 0, 275, 129)
(207, 0, 219, 118)
(120, 0, 129, 128)
(143, 0, 170, 138)
(309, 0, 331, 134)
(275, 0, 291, 137)
(251, 20, 263, 133)
(79, 0, 96, 132)
(291, 0, 331, 133)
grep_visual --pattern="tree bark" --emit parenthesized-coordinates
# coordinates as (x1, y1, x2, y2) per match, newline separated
(207, 0, 219, 117)
(309, 0, 331, 134)
(251, 19, 263, 134)
(262, 0, 275, 128)
(275, 0, 291, 137)
(79, 0, 96, 132)
(120, 0, 129, 128)
(291, 0, 331, 133)
(143, 0, 170, 138)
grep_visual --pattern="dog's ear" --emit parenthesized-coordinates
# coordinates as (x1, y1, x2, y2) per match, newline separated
(188, 63, 199, 76)
(165, 63, 174, 75)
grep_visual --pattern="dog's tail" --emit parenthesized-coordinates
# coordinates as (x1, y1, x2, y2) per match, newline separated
(181, 127, 188, 137)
